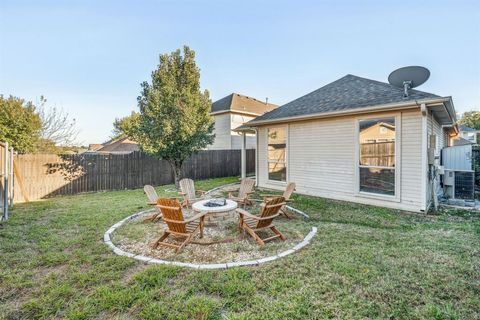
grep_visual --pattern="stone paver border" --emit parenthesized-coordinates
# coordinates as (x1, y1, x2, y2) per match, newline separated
(104, 183, 316, 269)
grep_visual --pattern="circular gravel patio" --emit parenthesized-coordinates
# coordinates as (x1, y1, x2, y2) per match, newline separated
(104, 183, 317, 269)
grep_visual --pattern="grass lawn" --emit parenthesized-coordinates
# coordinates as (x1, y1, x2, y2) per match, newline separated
(0, 176, 479, 319)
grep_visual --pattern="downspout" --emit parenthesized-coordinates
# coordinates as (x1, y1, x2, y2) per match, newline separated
(420, 103, 428, 212)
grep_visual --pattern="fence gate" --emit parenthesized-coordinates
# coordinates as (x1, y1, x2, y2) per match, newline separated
(0, 142, 15, 222)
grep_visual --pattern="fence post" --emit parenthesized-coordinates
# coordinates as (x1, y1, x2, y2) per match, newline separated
(3, 142, 9, 221)
(9, 147, 14, 207)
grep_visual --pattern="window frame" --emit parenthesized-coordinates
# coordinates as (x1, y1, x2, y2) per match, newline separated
(354, 114, 401, 202)
(266, 125, 288, 184)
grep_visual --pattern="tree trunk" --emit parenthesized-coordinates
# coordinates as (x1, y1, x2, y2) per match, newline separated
(169, 160, 183, 188)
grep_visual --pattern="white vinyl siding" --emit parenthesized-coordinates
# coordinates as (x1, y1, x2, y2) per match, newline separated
(401, 111, 423, 208)
(209, 113, 257, 150)
(231, 113, 256, 149)
(257, 109, 425, 212)
(426, 111, 447, 207)
(289, 118, 355, 197)
(208, 113, 233, 150)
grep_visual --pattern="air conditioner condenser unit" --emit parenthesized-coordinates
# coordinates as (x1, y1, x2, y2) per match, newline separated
(443, 170, 475, 200)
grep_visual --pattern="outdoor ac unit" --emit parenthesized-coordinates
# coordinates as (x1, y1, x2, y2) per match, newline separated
(443, 170, 475, 200)
(454, 171, 475, 200)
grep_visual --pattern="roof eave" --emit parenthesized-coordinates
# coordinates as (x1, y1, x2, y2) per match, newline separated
(246, 97, 452, 126)
(210, 110, 263, 117)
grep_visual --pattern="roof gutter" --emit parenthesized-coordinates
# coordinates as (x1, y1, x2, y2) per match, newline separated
(246, 97, 452, 127)
(431, 96, 458, 134)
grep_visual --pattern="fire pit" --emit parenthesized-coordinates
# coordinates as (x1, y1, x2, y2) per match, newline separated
(192, 199, 238, 224)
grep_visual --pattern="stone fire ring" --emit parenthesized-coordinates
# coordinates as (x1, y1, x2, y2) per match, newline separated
(104, 185, 316, 269)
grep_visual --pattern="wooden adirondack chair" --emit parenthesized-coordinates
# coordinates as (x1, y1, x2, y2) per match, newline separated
(144, 185, 159, 205)
(228, 178, 255, 208)
(262, 182, 296, 219)
(152, 198, 206, 252)
(179, 178, 206, 209)
(143, 185, 162, 223)
(237, 196, 286, 246)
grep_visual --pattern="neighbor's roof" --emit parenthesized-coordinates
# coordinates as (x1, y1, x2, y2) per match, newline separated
(452, 136, 474, 146)
(211, 93, 277, 115)
(248, 74, 444, 124)
(97, 136, 139, 154)
(458, 124, 476, 132)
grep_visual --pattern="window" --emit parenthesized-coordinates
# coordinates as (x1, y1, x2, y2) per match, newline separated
(267, 127, 287, 182)
(358, 117, 396, 196)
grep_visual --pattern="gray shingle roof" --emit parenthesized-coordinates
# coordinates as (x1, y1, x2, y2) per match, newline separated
(211, 94, 234, 113)
(250, 74, 441, 123)
(459, 124, 476, 132)
(211, 93, 277, 115)
(452, 136, 474, 146)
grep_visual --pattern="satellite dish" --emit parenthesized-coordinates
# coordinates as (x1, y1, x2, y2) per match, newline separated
(388, 66, 430, 97)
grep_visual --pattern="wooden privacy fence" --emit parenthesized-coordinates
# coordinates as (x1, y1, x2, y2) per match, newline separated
(360, 141, 395, 167)
(13, 149, 255, 202)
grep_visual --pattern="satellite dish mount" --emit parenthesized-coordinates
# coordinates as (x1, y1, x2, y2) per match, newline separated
(388, 66, 430, 98)
(402, 80, 412, 98)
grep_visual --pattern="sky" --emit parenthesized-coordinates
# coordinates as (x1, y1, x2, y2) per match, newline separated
(1, 0, 479, 145)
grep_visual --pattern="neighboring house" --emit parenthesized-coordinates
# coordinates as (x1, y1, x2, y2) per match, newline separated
(95, 136, 140, 154)
(451, 136, 474, 146)
(458, 124, 478, 144)
(88, 144, 103, 152)
(208, 93, 277, 150)
(238, 74, 458, 213)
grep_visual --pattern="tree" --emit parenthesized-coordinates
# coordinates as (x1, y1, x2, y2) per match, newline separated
(129, 46, 214, 187)
(458, 111, 480, 130)
(37, 96, 79, 149)
(0, 95, 42, 153)
(112, 111, 140, 139)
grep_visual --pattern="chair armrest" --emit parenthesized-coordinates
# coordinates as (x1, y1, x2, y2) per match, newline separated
(184, 211, 207, 224)
(147, 201, 157, 205)
(237, 208, 279, 221)
(197, 190, 207, 196)
(179, 192, 186, 196)
(236, 208, 259, 220)
(246, 191, 255, 195)
(259, 194, 280, 197)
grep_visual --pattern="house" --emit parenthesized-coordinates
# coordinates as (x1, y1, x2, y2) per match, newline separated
(94, 136, 140, 154)
(88, 144, 104, 152)
(458, 124, 478, 144)
(237, 74, 459, 213)
(207, 93, 277, 150)
(451, 136, 474, 146)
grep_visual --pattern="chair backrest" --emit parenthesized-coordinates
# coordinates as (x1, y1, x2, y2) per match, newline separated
(283, 182, 296, 201)
(179, 178, 196, 200)
(144, 185, 158, 203)
(157, 198, 186, 234)
(238, 178, 255, 199)
(257, 196, 285, 228)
